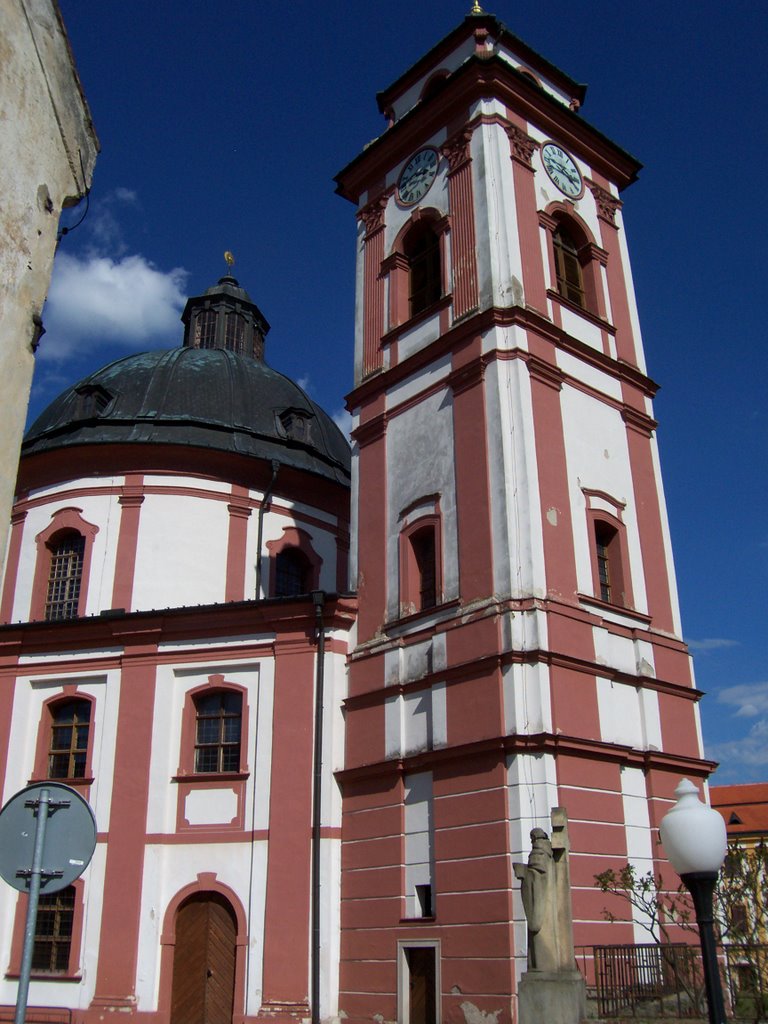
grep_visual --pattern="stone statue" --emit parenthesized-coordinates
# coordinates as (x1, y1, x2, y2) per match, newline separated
(515, 827, 559, 970)
(513, 808, 585, 1024)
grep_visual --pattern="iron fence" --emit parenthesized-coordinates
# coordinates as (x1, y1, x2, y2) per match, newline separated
(575, 942, 768, 1020)
(576, 943, 705, 1018)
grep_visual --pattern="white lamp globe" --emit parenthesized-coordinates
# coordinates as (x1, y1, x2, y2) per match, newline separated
(659, 778, 728, 876)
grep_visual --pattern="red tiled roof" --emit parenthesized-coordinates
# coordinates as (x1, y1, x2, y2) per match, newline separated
(710, 783, 768, 836)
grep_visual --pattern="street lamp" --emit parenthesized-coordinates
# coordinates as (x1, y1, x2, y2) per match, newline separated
(659, 778, 728, 1024)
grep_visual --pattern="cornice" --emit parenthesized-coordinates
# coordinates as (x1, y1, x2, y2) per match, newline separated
(622, 405, 658, 437)
(0, 595, 358, 658)
(375, 16, 585, 118)
(350, 412, 388, 446)
(17, 444, 350, 520)
(525, 354, 565, 391)
(347, 302, 658, 411)
(347, 597, 699, 708)
(448, 357, 486, 395)
(335, 731, 716, 784)
(336, 53, 640, 204)
(380, 251, 409, 274)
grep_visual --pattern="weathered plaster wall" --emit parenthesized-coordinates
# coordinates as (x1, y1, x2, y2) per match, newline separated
(0, 0, 98, 563)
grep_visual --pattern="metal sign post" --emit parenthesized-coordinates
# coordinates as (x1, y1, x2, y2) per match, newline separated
(0, 783, 97, 1024)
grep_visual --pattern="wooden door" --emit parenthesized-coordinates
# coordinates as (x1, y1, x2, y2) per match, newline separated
(406, 947, 436, 1024)
(170, 893, 237, 1024)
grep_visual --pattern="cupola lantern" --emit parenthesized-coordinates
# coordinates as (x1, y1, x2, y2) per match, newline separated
(181, 274, 270, 361)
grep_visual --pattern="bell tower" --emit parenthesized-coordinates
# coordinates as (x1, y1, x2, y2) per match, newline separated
(336, 10, 710, 1024)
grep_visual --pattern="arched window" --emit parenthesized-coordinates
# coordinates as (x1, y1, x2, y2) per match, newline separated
(31, 509, 98, 623)
(404, 220, 441, 317)
(48, 698, 91, 779)
(594, 521, 616, 603)
(45, 530, 85, 621)
(194, 690, 242, 774)
(552, 224, 585, 308)
(420, 71, 449, 103)
(399, 512, 442, 617)
(589, 513, 630, 607)
(266, 528, 322, 599)
(275, 547, 310, 597)
(543, 208, 607, 318)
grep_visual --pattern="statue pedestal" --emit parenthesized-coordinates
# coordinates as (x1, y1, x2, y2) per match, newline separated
(517, 969, 586, 1024)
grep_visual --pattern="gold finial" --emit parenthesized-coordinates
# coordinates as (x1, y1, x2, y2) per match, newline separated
(224, 250, 235, 269)
(470, 1, 484, 12)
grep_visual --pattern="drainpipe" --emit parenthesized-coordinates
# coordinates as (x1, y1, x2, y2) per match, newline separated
(254, 460, 280, 598)
(245, 457, 279, 1016)
(310, 589, 326, 1024)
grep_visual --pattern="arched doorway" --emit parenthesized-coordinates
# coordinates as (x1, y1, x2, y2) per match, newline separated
(170, 892, 237, 1024)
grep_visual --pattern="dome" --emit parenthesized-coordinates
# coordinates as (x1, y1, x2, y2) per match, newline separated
(23, 347, 351, 485)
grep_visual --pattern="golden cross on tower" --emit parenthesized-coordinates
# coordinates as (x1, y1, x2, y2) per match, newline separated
(224, 250, 235, 269)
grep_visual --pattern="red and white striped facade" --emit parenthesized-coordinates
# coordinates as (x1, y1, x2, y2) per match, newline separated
(0, 12, 713, 1024)
(0, 442, 353, 1021)
(336, 13, 712, 1024)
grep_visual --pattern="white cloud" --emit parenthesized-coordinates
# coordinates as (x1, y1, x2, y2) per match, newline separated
(706, 719, 768, 779)
(332, 407, 352, 439)
(686, 637, 739, 653)
(717, 681, 768, 718)
(82, 186, 140, 254)
(41, 252, 188, 362)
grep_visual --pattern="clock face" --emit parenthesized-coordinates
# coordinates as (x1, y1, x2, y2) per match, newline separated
(541, 142, 583, 198)
(397, 147, 439, 205)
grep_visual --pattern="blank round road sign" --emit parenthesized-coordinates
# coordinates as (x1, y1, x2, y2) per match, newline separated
(0, 783, 96, 894)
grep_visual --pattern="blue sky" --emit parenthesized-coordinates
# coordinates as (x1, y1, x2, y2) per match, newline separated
(43, 1, 766, 782)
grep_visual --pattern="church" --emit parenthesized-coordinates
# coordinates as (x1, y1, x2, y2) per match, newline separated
(0, 9, 713, 1024)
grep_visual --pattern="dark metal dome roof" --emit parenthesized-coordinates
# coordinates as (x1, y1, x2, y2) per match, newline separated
(23, 347, 351, 485)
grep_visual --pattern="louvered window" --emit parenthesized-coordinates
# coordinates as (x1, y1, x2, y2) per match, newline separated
(225, 312, 246, 354)
(553, 226, 585, 308)
(195, 309, 217, 348)
(405, 222, 441, 317)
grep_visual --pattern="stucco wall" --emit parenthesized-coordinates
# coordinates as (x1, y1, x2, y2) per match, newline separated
(0, 0, 98, 564)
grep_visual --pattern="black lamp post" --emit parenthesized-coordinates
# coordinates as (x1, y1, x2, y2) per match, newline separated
(659, 778, 728, 1024)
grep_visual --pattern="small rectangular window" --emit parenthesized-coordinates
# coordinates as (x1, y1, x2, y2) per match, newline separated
(32, 885, 75, 973)
(415, 883, 433, 918)
(194, 691, 242, 773)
